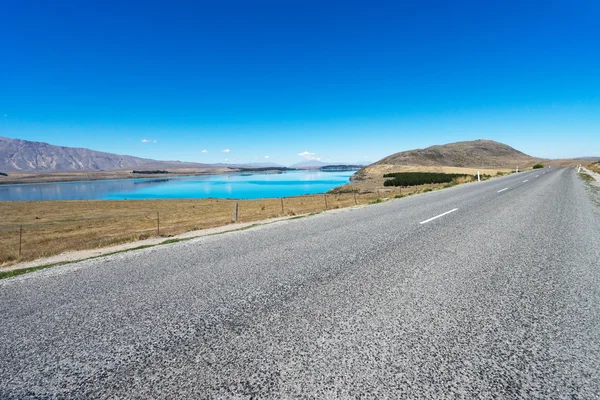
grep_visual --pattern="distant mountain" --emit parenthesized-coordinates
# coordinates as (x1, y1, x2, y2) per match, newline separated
(289, 160, 331, 169)
(212, 162, 285, 168)
(0, 136, 213, 172)
(239, 162, 285, 168)
(289, 160, 369, 169)
(373, 139, 542, 168)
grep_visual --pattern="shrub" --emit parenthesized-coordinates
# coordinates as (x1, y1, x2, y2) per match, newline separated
(532, 164, 544, 169)
(383, 172, 474, 187)
(132, 170, 169, 174)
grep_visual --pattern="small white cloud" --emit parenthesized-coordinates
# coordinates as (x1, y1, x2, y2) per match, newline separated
(298, 151, 321, 160)
(224, 158, 229, 161)
(222, 148, 230, 153)
(141, 139, 157, 143)
(201, 149, 208, 153)
(264, 155, 270, 159)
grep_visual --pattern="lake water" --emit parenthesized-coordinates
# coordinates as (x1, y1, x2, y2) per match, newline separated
(0, 170, 355, 201)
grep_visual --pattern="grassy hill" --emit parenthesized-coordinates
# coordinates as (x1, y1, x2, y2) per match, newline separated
(373, 139, 542, 168)
(337, 140, 546, 193)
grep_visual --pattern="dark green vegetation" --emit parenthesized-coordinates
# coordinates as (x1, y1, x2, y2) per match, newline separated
(132, 170, 169, 174)
(579, 172, 594, 182)
(0, 262, 67, 279)
(383, 172, 474, 187)
(532, 164, 544, 169)
(161, 238, 184, 245)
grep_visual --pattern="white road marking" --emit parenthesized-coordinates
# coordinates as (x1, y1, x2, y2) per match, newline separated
(523, 180, 528, 182)
(536, 175, 539, 177)
(497, 188, 508, 193)
(420, 208, 458, 225)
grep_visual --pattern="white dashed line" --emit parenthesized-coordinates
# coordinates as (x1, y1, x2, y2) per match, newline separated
(536, 175, 539, 177)
(523, 180, 528, 182)
(497, 188, 508, 193)
(420, 208, 458, 225)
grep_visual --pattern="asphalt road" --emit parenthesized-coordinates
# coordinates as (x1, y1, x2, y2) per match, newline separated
(1, 168, 599, 399)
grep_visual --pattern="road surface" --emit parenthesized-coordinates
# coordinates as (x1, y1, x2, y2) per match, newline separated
(1, 168, 599, 398)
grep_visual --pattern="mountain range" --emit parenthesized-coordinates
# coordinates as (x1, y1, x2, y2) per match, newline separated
(288, 160, 367, 169)
(0, 136, 367, 172)
(3, 136, 591, 175)
(0, 136, 215, 172)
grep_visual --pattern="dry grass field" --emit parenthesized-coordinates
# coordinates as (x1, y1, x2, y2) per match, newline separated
(0, 188, 434, 267)
(587, 162, 600, 174)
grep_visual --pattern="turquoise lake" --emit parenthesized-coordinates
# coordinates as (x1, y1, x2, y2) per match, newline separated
(0, 170, 355, 201)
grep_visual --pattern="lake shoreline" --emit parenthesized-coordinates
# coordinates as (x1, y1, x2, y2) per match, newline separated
(0, 169, 356, 201)
(0, 167, 296, 186)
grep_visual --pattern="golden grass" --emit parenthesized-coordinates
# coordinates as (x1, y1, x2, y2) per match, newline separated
(451, 175, 477, 184)
(587, 163, 600, 174)
(1, 191, 417, 267)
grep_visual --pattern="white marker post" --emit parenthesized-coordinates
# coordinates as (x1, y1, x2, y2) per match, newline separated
(516, 166, 519, 173)
(477, 171, 480, 182)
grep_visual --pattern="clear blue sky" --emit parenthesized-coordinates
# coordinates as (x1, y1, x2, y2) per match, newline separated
(1, 0, 599, 165)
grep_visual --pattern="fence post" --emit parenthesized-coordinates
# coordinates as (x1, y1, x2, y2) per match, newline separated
(281, 198, 284, 214)
(157, 212, 160, 236)
(377, 189, 381, 199)
(324, 195, 328, 210)
(19, 225, 23, 257)
(234, 202, 239, 222)
(354, 193, 357, 205)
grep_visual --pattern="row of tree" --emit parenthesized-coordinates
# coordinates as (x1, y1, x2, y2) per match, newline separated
(383, 172, 473, 187)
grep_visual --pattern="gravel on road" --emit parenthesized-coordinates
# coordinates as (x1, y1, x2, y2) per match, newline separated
(1, 168, 599, 398)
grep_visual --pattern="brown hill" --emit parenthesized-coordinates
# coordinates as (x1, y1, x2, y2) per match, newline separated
(373, 139, 542, 168)
(0, 136, 213, 172)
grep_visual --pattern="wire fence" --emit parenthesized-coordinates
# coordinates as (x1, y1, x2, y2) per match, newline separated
(0, 188, 423, 266)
